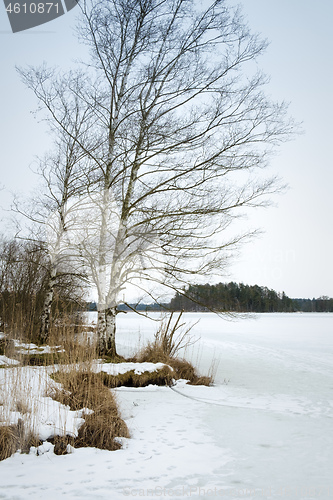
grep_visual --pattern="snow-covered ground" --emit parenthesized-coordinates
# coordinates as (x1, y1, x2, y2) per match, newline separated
(0, 312, 332, 499)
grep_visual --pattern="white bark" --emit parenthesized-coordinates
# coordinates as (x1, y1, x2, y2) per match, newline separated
(97, 306, 117, 357)
(39, 264, 57, 342)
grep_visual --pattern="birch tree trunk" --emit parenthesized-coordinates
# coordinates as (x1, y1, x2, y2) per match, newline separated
(95, 187, 121, 358)
(39, 264, 57, 343)
(97, 306, 117, 358)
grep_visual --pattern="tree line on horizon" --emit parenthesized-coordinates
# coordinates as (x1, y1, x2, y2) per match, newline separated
(168, 283, 333, 313)
(86, 282, 333, 314)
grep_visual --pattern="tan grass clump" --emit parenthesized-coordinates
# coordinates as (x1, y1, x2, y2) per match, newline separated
(0, 420, 41, 461)
(51, 369, 129, 452)
(101, 365, 174, 388)
(0, 425, 19, 461)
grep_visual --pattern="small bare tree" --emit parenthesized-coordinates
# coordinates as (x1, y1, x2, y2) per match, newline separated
(12, 95, 95, 342)
(19, 0, 294, 356)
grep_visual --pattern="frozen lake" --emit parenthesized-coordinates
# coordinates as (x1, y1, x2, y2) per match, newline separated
(110, 312, 333, 498)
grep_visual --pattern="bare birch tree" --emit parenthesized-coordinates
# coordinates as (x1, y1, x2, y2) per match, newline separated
(38, 134, 86, 342)
(19, 0, 294, 356)
(13, 93, 94, 342)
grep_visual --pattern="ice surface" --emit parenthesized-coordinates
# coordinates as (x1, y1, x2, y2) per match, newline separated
(0, 312, 332, 499)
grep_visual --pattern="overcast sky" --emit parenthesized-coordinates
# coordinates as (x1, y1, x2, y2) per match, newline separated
(0, 0, 332, 299)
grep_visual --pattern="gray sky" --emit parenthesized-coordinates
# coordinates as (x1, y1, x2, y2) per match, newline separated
(0, 0, 332, 299)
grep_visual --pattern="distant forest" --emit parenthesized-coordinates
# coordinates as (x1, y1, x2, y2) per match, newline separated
(169, 283, 333, 313)
(87, 282, 333, 313)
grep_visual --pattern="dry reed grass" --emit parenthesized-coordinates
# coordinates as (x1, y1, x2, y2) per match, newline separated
(131, 312, 214, 386)
(0, 313, 128, 459)
(0, 418, 42, 461)
(51, 369, 129, 453)
(0, 424, 20, 461)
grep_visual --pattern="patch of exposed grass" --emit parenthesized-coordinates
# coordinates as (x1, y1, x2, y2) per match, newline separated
(100, 365, 174, 388)
(20, 431, 43, 455)
(0, 425, 18, 461)
(50, 370, 129, 452)
(0, 420, 42, 461)
(134, 351, 212, 386)
(167, 358, 212, 386)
